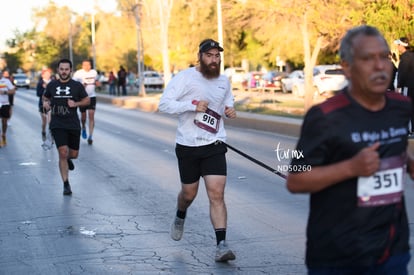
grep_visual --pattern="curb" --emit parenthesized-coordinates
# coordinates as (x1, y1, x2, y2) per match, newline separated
(96, 94, 302, 137)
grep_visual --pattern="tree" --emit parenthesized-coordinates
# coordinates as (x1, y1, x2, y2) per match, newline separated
(2, 0, 414, 105)
(156, 0, 174, 85)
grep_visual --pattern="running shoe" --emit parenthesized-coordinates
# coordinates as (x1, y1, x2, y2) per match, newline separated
(1, 135, 6, 147)
(63, 182, 72, 195)
(215, 241, 236, 262)
(170, 216, 185, 241)
(67, 159, 75, 171)
(81, 128, 87, 139)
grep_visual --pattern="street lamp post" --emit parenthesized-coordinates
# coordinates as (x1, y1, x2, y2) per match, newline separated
(134, 0, 145, 97)
(69, 13, 76, 66)
(69, 19, 74, 65)
(91, 11, 97, 69)
(217, 0, 224, 73)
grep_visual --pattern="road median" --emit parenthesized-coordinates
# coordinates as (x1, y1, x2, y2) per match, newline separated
(96, 93, 302, 136)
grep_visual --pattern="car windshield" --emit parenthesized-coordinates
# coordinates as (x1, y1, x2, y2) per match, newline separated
(144, 72, 160, 77)
(325, 69, 344, 75)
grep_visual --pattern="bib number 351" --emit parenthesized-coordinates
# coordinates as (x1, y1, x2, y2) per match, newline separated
(357, 167, 403, 207)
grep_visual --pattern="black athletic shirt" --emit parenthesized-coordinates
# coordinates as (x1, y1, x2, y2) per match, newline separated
(290, 89, 411, 268)
(397, 51, 414, 89)
(44, 79, 88, 130)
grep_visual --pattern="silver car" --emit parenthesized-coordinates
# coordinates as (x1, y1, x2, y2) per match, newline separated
(313, 65, 348, 95)
(281, 70, 304, 93)
(13, 73, 30, 89)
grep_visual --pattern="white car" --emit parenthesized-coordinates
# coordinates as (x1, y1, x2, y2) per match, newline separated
(313, 65, 348, 95)
(281, 70, 304, 93)
(136, 71, 164, 90)
(13, 73, 31, 89)
(224, 67, 247, 89)
(283, 65, 348, 97)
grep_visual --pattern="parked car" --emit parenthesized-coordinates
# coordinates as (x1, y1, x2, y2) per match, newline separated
(12, 73, 30, 89)
(224, 67, 247, 89)
(135, 71, 164, 90)
(280, 70, 304, 93)
(313, 65, 348, 95)
(242, 71, 264, 90)
(262, 71, 286, 91)
(282, 65, 348, 97)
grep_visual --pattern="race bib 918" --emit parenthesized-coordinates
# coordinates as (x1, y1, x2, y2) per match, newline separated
(194, 108, 221, 134)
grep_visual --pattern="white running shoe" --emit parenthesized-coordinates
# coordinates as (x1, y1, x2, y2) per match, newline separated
(170, 216, 185, 241)
(215, 241, 236, 262)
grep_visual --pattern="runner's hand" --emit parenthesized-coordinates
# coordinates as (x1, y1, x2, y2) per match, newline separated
(67, 99, 77, 108)
(195, 100, 208, 112)
(225, 106, 236, 118)
(350, 142, 380, 177)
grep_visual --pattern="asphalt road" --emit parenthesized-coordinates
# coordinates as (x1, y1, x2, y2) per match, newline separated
(1, 90, 306, 274)
(1, 90, 414, 274)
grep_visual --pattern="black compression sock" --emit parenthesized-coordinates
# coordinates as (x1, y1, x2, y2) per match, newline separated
(176, 209, 186, 219)
(215, 228, 226, 245)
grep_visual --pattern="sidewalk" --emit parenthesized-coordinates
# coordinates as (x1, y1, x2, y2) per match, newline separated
(96, 92, 303, 137)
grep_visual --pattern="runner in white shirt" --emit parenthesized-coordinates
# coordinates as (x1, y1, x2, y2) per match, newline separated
(0, 70, 16, 147)
(73, 60, 98, 145)
(158, 39, 237, 262)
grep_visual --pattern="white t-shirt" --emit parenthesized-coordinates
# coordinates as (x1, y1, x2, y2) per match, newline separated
(158, 67, 234, 146)
(0, 77, 15, 105)
(73, 69, 98, 97)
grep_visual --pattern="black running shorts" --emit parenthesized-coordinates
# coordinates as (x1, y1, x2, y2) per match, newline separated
(0, 105, 11, 119)
(51, 128, 81, 150)
(79, 97, 96, 112)
(175, 141, 227, 184)
(8, 94, 14, 106)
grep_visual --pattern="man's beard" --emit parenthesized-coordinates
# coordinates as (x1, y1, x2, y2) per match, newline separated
(59, 73, 70, 81)
(199, 59, 220, 79)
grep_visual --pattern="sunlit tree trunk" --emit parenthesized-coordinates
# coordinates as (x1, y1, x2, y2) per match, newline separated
(157, 0, 173, 86)
(133, 1, 146, 97)
(301, 13, 322, 111)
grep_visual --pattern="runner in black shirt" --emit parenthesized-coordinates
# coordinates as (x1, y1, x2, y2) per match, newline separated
(286, 26, 414, 274)
(43, 58, 90, 195)
(394, 37, 414, 134)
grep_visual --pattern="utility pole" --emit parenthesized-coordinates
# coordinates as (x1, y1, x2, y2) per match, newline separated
(91, 10, 97, 69)
(217, 0, 224, 73)
(69, 13, 75, 66)
(134, 0, 146, 97)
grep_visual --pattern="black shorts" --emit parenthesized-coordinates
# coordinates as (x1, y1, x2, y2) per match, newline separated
(51, 128, 81, 150)
(38, 105, 49, 114)
(0, 105, 11, 119)
(8, 94, 14, 106)
(175, 141, 227, 184)
(79, 97, 96, 112)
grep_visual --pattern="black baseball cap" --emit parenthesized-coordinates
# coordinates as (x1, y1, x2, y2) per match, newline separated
(199, 39, 224, 53)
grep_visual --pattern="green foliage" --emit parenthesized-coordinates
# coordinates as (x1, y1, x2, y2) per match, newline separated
(3, 52, 21, 73)
(2, 0, 414, 76)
